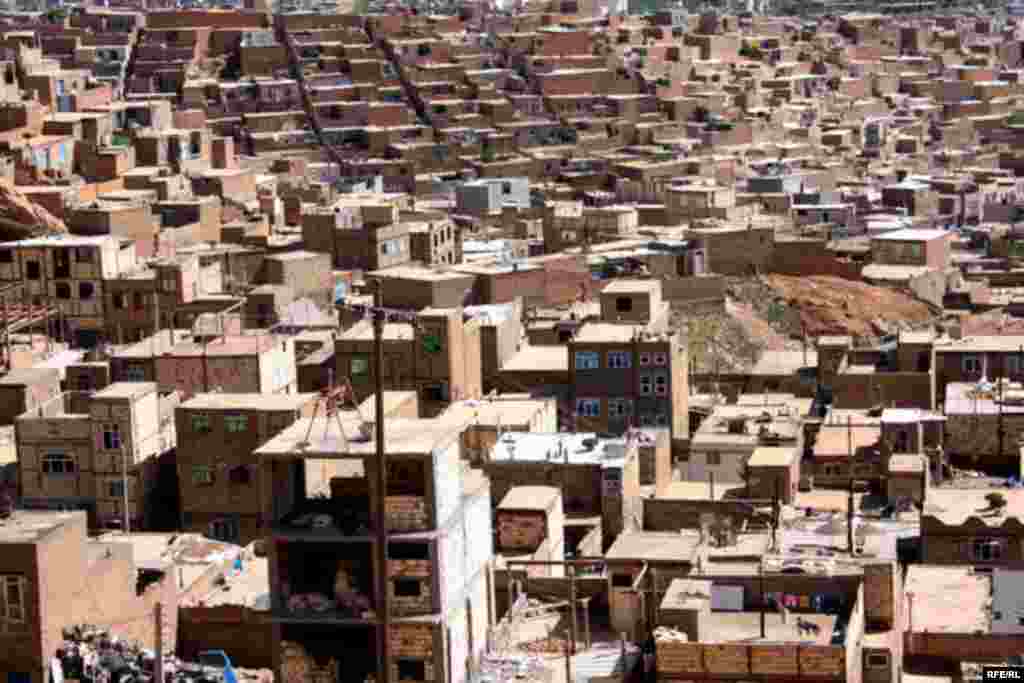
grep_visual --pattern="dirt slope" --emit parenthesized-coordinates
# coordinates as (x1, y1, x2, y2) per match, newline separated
(760, 275, 936, 340)
(0, 179, 67, 240)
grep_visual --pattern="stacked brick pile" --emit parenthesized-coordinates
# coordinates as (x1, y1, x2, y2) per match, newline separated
(654, 627, 700, 675)
(385, 495, 429, 531)
(388, 558, 433, 614)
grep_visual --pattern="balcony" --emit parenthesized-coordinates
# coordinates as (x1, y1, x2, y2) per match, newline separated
(273, 541, 375, 622)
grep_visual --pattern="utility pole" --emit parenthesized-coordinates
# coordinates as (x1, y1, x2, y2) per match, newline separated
(154, 602, 164, 683)
(998, 369, 1006, 459)
(759, 562, 766, 639)
(372, 279, 390, 683)
(120, 441, 130, 534)
(846, 416, 854, 553)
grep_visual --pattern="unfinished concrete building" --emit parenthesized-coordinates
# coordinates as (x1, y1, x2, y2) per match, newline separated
(255, 414, 492, 683)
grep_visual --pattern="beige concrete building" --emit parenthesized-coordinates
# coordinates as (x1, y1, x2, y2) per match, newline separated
(15, 383, 178, 530)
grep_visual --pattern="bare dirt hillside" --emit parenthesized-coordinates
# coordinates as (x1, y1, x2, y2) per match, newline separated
(680, 275, 939, 373)
(0, 179, 67, 240)
(734, 275, 937, 341)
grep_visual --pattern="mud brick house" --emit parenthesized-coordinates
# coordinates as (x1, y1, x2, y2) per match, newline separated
(903, 565, 1024, 662)
(569, 279, 688, 440)
(15, 383, 178, 530)
(483, 430, 643, 550)
(494, 485, 565, 578)
(817, 333, 936, 411)
(175, 392, 316, 545)
(0, 234, 138, 347)
(812, 406, 943, 492)
(0, 367, 60, 425)
(920, 487, 1024, 565)
(0, 511, 178, 683)
(943, 380, 1024, 465)
(153, 332, 297, 399)
(654, 566, 866, 683)
(370, 266, 478, 310)
(439, 396, 558, 466)
(255, 415, 492, 683)
(688, 393, 809, 487)
(335, 306, 482, 416)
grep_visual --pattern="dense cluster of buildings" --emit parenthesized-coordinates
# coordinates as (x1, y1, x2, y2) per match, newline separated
(3, 1, 1024, 683)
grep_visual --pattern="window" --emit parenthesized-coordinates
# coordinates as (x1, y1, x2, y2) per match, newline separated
(502, 181, 512, 194)
(639, 352, 651, 366)
(55, 283, 71, 299)
(0, 574, 26, 623)
(654, 373, 669, 396)
(823, 464, 842, 477)
(575, 351, 600, 370)
(351, 357, 370, 376)
(706, 453, 721, 466)
(908, 243, 923, 260)
(192, 465, 214, 485)
(225, 414, 248, 433)
(108, 480, 125, 498)
(653, 352, 668, 366)
(866, 654, 889, 669)
(576, 398, 600, 417)
(397, 661, 426, 681)
(639, 414, 653, 426)
(972, 538, 1003, 562)
(113, 293, 126, 309)
(608, 398, 633, 418)
(124, 364, 145, 382)
(615, 297, 633, 313)
(608, 351, 632, 369)
(102, 424, 121, 451)
(1009, 356, 1022, 376)
(655, 412, 668, 425)
(25, 261, 40, 280)
(79, 282, 95, 300)
(132, 292, 145, 310)
(963, 354, 983, 376)
(42, 452, 75, 475)
(228, 465, 251, 485)
(191, 414, 211, 434)
(393, 578, 422, 597)
(640, 374, 653, 395)
(209, 517, 239, 543)
(0, 250, 11, 263)
(75, 247, 93, 263)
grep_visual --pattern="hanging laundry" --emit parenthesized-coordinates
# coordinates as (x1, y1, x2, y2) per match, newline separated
(811, 595, 824, 612)
(799, 595, 810, 609)
(784, 594, 799, 608)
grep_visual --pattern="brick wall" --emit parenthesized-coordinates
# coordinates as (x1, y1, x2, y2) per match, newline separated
(496, 510, 546, 551)
(771, 240, 863, 280)
(386, 496, 429, 531)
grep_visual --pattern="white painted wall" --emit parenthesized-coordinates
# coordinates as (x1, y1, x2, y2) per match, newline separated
(993, 569, 1024, 634)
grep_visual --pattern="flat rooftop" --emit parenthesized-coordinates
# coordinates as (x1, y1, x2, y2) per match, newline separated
(871, 228, 949, 241)
(0, 511, 83, 544)
(93, 382, 159, 401)
(181, 392, 315, 412)
(905, 565, 990, 634)
(441, 397, 550, 427)
(606, 530, 702, 563)
(498, 485, 560, 511)
(924, 487, 1024, 526)
(700, 612, 838, 645)
(501, 345, 568, 373)
(256, 416, 463, 459)
(489, 431, 630, 467)
(572, 323, 650, 344)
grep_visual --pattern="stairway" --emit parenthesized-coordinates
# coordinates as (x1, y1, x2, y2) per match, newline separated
(273, 14, 349, 170)
(367, 20, 439, 136)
